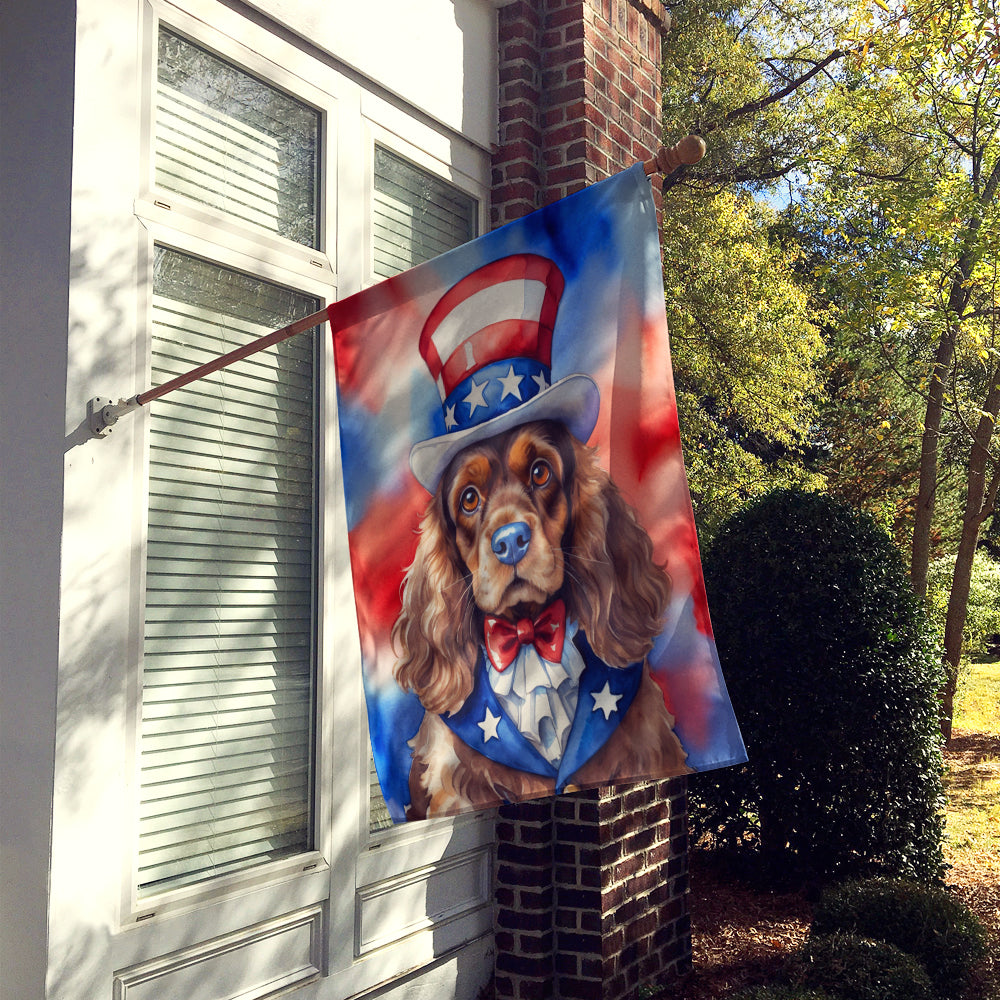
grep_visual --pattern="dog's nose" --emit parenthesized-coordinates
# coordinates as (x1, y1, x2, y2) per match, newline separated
(491, 521, 531, 565)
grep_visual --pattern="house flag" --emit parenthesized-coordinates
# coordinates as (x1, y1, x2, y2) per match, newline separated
(331, 164, 746, 821)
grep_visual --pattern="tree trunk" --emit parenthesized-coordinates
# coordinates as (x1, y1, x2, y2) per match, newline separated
(910, 329, 956, 598)
(940, 374, 1000, 741)
(911, 160, 1000, 597)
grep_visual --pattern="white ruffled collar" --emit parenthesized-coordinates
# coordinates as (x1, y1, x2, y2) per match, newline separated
(487, 620, 586, 766)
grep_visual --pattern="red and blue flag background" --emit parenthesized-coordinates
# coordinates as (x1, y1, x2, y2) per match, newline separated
(331, 164, 746, 821)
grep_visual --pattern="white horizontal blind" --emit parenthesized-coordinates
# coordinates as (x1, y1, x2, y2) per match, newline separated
(156, 28, 320, 248)
(367, 148, 477, 831)
(372, 146, 477, 279)
(138, 247, 318, 895)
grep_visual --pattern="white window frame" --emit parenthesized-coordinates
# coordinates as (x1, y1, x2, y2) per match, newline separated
(110, 0, 495, 992)
(326, 87, 497, 1000)
(124, 0, 338, 928)
(121, 224, 337, 926)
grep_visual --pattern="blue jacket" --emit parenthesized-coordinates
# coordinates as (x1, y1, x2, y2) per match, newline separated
(440, 631, 643, 793)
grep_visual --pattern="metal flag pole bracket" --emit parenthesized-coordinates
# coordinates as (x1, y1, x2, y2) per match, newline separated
(88, 395, 142, 438)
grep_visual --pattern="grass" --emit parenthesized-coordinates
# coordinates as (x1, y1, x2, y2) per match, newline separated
(945, 659, 1000, 868)
(942, 657, 1000, 1000)
(955, 658, 1000, 733)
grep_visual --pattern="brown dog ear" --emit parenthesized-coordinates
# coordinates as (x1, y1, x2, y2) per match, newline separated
(392, 491, 478, 715)
(565, 439, 671, 666)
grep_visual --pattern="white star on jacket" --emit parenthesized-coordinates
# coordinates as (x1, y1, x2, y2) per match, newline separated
(478, 707, 501, 742)
(591, 681, 622, 720)
(484, 620, 622, 766)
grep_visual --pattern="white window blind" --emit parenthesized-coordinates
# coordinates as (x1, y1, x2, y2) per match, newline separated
(372, 146, 477, 279)
(156, 28, 320, 248)
(138, 248, 319, 895)
(368, 147, 477, 831)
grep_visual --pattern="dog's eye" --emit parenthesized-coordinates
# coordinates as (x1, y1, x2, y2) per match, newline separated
(459, 486, 481, 515)
(530, 459, 552, 488)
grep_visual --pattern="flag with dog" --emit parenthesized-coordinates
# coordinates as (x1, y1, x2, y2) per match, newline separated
(331, 164, 746, 821)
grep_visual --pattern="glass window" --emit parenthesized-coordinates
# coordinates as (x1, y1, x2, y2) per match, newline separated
(156, 27, 320, 248)
(372, 145, 477, 279)
(138, 247, 319, 895)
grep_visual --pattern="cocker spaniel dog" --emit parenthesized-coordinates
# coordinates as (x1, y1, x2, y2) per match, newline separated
(392, 418, 689, 819)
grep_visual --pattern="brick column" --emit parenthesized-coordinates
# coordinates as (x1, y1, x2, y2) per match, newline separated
(493, 0, 668, 226)
(495, 800, 555, 1000)
(493, 0, 544, 226)
(491, 3, 691, 999)
(552, 783, 691, 998)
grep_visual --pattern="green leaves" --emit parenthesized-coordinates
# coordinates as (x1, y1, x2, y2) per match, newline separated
(811, 878, 989, 997)
(662, 2, 999, 736)
(693, 489, 947, 883)
(664, 188, 826, 535)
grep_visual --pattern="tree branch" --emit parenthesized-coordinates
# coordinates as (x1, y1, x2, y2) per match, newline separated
(704, 49, 847, 133)
(852, 164, 920, 183)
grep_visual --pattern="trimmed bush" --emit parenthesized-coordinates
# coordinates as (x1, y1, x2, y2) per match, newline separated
(793, 933, 934, 1000)
(811, 878, 988, 999)
(693, 489, 946, 882)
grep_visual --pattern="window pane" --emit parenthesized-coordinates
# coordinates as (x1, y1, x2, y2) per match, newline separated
(138, 247, 318, 895)
(369, 149, 478, 830)
(372, 146, 477, 279)
(156, 28, 320, 248)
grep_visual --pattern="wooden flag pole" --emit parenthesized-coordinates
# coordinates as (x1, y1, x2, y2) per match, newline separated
(87, 307, 330, 437)
(88, 137, 705, 437)
(136, 307, 329, 407)
(642, 134, 706, 176)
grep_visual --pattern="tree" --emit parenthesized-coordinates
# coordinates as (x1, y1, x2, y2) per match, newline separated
(661, 0, 854, 195)
(659, 1, 844, 537)
(661, 188, 826, 537)
(660, 0, 999, 736)
(927, 548, 1000, 659)
(800, 0, 1000, 735)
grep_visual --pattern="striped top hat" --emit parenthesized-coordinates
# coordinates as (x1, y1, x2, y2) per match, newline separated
(409, 254, 600, 491)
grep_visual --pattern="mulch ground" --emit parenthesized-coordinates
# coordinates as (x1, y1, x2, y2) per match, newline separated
(674, 850, 815, 999)
(670, 734, 1000, 999)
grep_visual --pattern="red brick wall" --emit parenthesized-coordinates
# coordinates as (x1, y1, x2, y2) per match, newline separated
(492, 0, 667, 226)
(490, 3, 691, 998)
(551, 783, 691, 996)
(493, 784, 690, 1000)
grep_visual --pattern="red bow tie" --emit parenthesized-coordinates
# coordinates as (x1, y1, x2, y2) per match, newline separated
(483, 599, 566, 672)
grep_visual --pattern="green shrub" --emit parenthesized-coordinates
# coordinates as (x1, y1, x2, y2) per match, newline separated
(792, 933, 934, 1000)
(811, 878, 988, 999)
(693, 489, 946, 882)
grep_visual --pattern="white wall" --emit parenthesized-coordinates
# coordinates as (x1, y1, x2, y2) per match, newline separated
(244, 0, 498, 151)
(1, 1, 499, 998)
(0, 0, 76, 994)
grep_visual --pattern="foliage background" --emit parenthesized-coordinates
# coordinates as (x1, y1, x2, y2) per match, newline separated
(660, 0, 1000, 732)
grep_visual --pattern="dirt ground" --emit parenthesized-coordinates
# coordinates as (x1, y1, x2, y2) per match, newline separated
(672, 734, 1000, 999)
